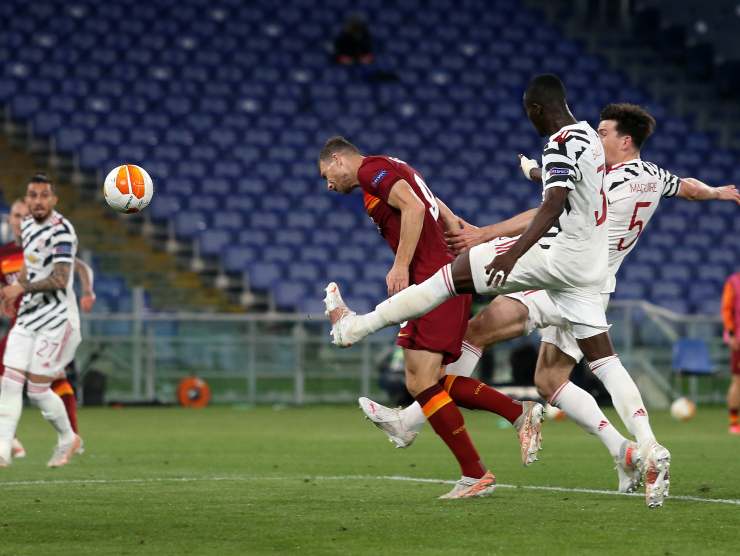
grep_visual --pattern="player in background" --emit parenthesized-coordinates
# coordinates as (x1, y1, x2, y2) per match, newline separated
(319, 137, 544, 498)
(0, 176, 83, 467)
(325, 75, 674, 507)
(722, 271, 740, 434)
(359, 103, 740, 493)
(0, 198, 96, 458)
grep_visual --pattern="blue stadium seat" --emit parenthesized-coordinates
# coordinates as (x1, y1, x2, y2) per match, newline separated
(247, 262, 281, 290)
(273, 281, 308, 311)
(174, 211, 208, 240)
(222, 245, 257, 273)
(198, 229, 231, 257)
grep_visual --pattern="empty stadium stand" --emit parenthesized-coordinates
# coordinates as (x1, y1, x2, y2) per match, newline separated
(0, 0, 736, 314)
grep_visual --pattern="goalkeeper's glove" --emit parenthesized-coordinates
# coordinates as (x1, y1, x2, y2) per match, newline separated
(518, 154, 539, 181)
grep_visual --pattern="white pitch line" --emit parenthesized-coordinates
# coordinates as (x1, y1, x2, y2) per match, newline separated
(0, 474, 738, 506)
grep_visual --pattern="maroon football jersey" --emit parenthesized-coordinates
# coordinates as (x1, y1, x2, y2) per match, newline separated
(357, 155, 454, 284)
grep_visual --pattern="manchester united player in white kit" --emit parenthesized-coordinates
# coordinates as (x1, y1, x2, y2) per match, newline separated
(325, 75, 674, 507)
(357, 103, 740, 498)
(0, 175, 83, 467)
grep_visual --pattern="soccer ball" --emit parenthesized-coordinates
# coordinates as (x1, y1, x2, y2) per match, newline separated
(670, 397, 696, 422)
(103, 164, 154, 213)
(545, 403, 566, 421)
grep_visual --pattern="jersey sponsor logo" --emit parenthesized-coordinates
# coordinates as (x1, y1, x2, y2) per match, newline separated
(26, 253, 40, 264)
(371, 169, 388, 187)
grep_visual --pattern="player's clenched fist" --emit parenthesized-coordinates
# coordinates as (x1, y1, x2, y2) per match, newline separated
(386, 264, 409, 296)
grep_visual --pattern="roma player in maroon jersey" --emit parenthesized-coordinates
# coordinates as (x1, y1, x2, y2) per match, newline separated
(319, 137, 543, 498)
(0, 199, 95, 460)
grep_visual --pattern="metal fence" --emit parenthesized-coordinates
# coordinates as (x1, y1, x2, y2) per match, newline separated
(75, 292, 730, 407)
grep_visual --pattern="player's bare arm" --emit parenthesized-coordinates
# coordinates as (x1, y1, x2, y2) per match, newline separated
(485, 187, 568, 287)
(7, 262, 72, 302)
(386, 180, 426, 295)
(75, 257, 96, 313)
(677, 178, 740, 204)
(446, 208, 539, 254)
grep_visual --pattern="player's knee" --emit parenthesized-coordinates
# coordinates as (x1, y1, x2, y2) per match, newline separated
(534, 371, 562, 400)
(463, 316, 487, 348)
(26, 381, 51, 404)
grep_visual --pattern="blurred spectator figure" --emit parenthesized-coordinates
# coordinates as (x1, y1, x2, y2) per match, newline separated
(334, 15, 374, 65)
(722, 271, 740, 434)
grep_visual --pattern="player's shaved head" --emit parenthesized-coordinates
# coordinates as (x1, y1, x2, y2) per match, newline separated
(524, 74, 567, 108)
(319, 136, 361, 162)
(319, 136, 363, 194)
(600, 103, 655, 149)
(523, 74, 576, 137)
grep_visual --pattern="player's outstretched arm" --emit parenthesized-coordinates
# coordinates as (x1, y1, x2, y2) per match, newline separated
(677, 178, 740, 204)
(386, 180, 426, 295)
(446, 208, 538, 254)
(484, 187, 568, 287)
(75, 257, 96, 313)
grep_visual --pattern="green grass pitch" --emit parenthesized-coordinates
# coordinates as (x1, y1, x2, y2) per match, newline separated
(2, 405, 738, 555)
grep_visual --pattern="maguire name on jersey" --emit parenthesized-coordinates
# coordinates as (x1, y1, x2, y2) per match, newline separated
(603, 159, 680, 293)
(16, 211, 79, 332)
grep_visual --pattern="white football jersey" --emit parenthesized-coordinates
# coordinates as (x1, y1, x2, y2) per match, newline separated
(603, 159, 681, 293)
(540, 121, 608, 290)
(16, 210, 80, 332)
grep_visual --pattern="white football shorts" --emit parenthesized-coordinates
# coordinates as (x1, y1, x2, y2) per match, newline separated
(505, 290, 611, 362)
(468, 237, 609, 340)
(3, 323, 81, 378)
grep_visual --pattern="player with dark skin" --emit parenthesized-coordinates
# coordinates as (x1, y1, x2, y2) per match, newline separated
(441, 85, 615, 364)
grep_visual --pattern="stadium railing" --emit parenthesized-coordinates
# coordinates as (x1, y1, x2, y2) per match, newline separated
(76, 290, 729, 407)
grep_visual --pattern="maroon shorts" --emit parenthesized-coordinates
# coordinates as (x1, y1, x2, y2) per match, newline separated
(732, 349, 740, 376)
(396, 293, 472, 365)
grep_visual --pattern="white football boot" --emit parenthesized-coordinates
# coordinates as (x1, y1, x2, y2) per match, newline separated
(323, 282, 364, 347)
(641, 441, 671, 508)
(47, 434, 82, 468)
(439, 471, 496, 499)
(358, 397, 418, 448)
(615, 440, 641, 493)
(512, 401, 544, 466)
(12, 437, 26, 459)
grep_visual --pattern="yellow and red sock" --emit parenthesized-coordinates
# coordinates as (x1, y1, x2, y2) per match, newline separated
(52, 379, 78, 434)
(416, 383, 486, 479)
(730, 408, 739, 427)
(442, 375, 523, 424)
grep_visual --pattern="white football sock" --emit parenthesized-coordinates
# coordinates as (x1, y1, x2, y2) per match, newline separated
(0, 369, 26, 461)
(27, 382, 75, 444)
(445, 341, 482, 377)
(400, 402, 426, 434)
(351, 265, 456, 337)
(550, 381, 627, 458)
(590, 355, 656, 446)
